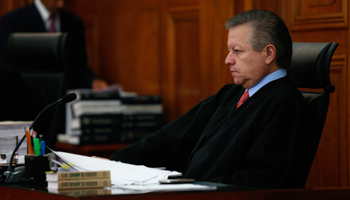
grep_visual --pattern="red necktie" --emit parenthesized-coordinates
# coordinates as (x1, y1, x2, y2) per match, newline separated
(236, 90, 249, 109)
(49, 14, 56, 32)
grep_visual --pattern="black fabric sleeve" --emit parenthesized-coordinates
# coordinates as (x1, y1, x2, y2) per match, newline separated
(0, 14, 15, 62)
(109, 85, 233, 172)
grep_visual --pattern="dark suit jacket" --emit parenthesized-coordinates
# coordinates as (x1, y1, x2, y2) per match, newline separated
(0, 3, 95, 89)
(0, 62, 35, 121)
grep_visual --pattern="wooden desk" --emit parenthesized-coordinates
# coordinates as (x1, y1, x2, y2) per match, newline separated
(55, 142, 132, 158)
(2, 184, 350, 200)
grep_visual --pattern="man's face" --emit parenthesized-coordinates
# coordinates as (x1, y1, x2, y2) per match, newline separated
(41, 0, 64, 14)
(225, 24, 272, 89)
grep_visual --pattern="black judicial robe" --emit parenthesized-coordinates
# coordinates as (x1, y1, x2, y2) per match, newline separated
(110, 76, 310, 189)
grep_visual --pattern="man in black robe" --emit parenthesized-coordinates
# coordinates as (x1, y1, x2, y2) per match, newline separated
(109, 10, 310, 189)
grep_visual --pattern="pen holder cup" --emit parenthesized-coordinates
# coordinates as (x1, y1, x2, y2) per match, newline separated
(22, 154, 50, 185)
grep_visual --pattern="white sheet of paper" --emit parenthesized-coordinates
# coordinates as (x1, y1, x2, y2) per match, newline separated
(112, 183, 217, 191)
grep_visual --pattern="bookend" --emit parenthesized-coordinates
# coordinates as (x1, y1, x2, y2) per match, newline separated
(21, 154, 50, 185)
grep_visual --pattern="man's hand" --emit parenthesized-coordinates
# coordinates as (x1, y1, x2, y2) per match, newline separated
(92, 78, 109, 91)
(92, 156, 110, 161)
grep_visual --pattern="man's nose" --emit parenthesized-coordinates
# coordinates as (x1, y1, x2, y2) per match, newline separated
(225, 53, 234, 65)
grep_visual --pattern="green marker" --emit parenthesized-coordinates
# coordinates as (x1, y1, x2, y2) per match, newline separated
(33, 138, 41, 156)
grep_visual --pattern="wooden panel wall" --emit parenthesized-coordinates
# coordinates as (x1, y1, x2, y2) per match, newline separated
(65, 0, 162, 96)
(1, 0, 349, 189)
(0, 0, 32, 15)
(64, 0, 234, 123)
(159, 0, 202, 120)
(159, 0, 233, 121)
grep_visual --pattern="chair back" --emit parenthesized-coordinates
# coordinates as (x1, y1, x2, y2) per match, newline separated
(289, 42, 337, 92)
(5, 33, 69, 149)
(6, 33, 68, 70)
(19, 71, 66, 148)
(287, 42, 338, 188)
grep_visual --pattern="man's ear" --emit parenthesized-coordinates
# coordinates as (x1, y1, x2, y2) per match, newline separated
(265, 44, 276, 65)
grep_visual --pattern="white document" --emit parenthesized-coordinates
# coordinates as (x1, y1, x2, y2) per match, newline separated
(51, 151, 181, 185)
(112, 183, 217, 192)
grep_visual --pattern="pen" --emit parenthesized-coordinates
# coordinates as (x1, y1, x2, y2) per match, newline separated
(41, 140, 45, 155)
(32, 131, 37, 139)
(25, 126, 34, 155)
(33, 138, 41, 155)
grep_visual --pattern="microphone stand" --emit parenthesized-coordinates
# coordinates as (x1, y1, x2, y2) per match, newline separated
(2, 93, 76, 183)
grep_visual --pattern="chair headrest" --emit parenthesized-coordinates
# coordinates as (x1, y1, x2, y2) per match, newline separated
(6, 33, 68, 71)
(288, 42, 338, 93)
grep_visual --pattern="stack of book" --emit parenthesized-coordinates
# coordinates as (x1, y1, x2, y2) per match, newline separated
(64, 88, 163, 145)
(46, 170, 111, 191)
(65, 88, 123, 145)
(121, 95, 163, 143)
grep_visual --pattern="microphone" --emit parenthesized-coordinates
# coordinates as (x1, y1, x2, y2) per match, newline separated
(56, 92, 78, 104)
(2, 93, 77, 183)
(29, 93, 77, 130)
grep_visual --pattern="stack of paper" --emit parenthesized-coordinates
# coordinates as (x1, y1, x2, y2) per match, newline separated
(0, 121, 32, 157)
(112, 183, 217, 192)
(51, 151, 182, 185)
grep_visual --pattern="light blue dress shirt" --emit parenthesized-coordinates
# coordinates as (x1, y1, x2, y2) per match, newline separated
(247, 69, 287, 97)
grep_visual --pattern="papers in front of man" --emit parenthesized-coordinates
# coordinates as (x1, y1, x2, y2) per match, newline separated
(48, 151, 217, 193)
(50, 150, 182, 185)
(111, 183, 217, 192)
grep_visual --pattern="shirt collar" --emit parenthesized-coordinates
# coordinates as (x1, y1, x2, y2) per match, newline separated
(34, 0, 61, 32)
(35, 0, 50, 21)
(247, 68, 287, 97)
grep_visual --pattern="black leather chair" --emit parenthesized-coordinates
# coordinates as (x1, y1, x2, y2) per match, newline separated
(19, 71, 66, 148)
(5, 33, 69, 148)
(287, 42, 338, 188)
(6, 32, 68, 71)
